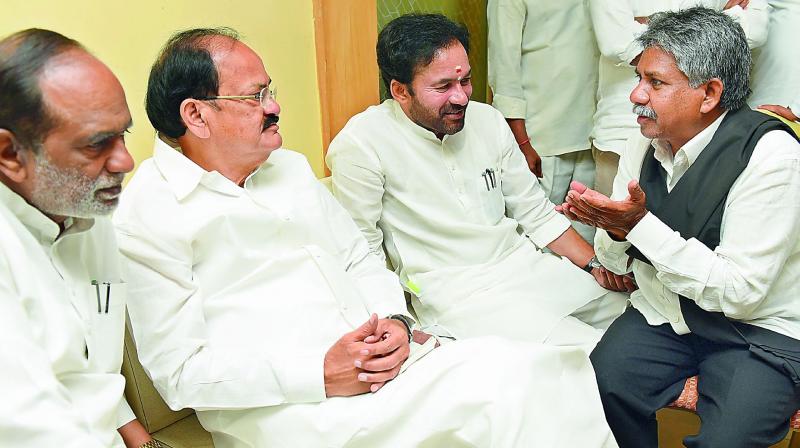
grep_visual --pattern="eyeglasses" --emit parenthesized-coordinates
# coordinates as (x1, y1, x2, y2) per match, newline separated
(198, 85, 278, 109)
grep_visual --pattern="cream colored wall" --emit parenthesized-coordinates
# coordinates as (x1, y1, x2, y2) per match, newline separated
(1, 0, 326, 177)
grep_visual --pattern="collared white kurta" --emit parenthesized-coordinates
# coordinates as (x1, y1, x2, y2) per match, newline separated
(327, 100, 621, 342)
(589, 0, 770, 154)
(595, 112, 800, 339)
(114, 139, 618, 448)
(0, 182, 132, 447)
(488, 0, 598, 157)
(749, 0, 800, 114)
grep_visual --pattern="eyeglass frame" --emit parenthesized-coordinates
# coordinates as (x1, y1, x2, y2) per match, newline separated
(197, 85, 278, 108)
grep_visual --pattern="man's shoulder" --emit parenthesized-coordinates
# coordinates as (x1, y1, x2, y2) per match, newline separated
(337, 101, 396, 137)
(464, 101, 510, 133)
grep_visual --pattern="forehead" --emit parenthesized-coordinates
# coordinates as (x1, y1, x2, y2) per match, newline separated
(638, 46, 683, 77)
(212, 39, 269, 90)
(413, 42, 470, 82)
(37, 49, 130, 138)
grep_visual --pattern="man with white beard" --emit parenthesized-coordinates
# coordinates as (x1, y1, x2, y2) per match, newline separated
(0, 29, 154, 447)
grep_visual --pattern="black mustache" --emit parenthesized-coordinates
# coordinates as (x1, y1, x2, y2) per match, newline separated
(442, 105, 466, 114)
(263, 114, 280, 130)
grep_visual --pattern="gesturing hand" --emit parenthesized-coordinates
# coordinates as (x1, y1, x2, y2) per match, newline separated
(556, 180, 648, 240)
(591, 266, 637, 293)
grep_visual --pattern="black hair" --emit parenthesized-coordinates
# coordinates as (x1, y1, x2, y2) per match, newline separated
(145, 27, 240, 139)
(376, 13, 469, 94)
(0, 28, 83, 151)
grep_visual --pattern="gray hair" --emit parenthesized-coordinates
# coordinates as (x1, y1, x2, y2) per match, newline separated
(637, 6, 751, 111)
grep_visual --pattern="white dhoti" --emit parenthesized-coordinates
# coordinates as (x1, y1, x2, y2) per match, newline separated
(409, 242, 627, 344)
(197, 337, 617, 448)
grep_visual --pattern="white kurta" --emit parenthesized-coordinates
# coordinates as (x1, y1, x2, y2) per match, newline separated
(115, 139, 617, 447)
(487, 0, 598, 157)
(589, 0, 770, 154)
(327, 100, 622, 342)
(595, 112, 800, 339)
(0, 182, 132, 447)
(749, 0, 800, 113)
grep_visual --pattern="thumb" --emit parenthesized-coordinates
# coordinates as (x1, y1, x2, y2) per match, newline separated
(569, 180, 588, 194)
(350, 313, 379, 341)
(628, 180, 645, 203)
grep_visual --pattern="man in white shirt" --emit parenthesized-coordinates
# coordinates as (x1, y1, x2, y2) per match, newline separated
(560, 8, 800, 447)
(488, 0, 599, 243)
(115, 27, 618, 448)
(0, 29, 153, 447)
(750, 0, 800, 123)
(588, 0, 770, 196)
(328, 14, 632, 347)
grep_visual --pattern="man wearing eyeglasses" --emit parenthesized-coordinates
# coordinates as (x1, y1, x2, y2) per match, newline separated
(114, 27, 617, 447)
(0, 29, 154, 447)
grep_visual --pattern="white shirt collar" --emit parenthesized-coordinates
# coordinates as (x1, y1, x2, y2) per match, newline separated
(152, 136, 248, 201)
(652, 111, 729, 171)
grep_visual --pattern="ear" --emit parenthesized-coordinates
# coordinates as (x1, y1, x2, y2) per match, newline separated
(700, 78, 724, 114)
(390, 79, 412, 105)
(179, 98, 211, 139)
(0, 129, 31, 183)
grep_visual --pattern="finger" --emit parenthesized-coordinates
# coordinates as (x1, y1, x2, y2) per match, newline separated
(357, 344, 409, 372)
(627, 180, 646, 203)
(358, 365, 402, 384)
(534, 161, 543, 178)
(569, 180, 588, 194)
(358, 332, 406, 357)
(363, 335, 380, 344)
(623, 275, 637, 292)
(608, 270, 626, 292)
(370, 382, 386, 393)
(349, 313, 379, 342)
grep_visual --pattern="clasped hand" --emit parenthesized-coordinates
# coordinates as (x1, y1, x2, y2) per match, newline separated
(555, 180, 648, 241)
(324, 314, 411, 397)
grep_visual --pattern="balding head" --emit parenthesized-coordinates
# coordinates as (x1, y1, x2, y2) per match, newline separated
(0, 29, 133, 222)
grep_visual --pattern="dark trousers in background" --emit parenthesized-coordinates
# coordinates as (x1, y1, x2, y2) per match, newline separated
(591, 307, 800, 448)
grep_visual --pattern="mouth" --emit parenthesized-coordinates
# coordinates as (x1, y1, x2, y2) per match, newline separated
(442, 109, 466, 120)
(95, 185, 122, 202)
(636, 115, 654, 125)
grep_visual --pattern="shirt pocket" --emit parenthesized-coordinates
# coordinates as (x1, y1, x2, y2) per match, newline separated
(85, 281, 127, 372)
(477, 166, 505, 222)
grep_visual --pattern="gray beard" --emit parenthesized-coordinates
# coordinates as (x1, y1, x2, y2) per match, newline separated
(29, 150, 123, 219)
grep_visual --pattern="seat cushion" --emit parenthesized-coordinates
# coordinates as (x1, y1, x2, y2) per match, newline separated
(153, 414, 215, 448)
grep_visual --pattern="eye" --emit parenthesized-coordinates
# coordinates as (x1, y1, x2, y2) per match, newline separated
(460, 77, 472, 86)
(651, 79, 663, 87)
(433, 85, 449, 93)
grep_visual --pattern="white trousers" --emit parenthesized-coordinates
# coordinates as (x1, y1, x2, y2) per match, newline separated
(591, 146, 621, 197)
(540, 149, 596, 243)
(198, 337, 618, 448)
(409, 242, 628, 345)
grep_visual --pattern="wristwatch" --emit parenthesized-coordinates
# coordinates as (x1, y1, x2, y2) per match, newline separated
(387, 314, 414, 343)
(582, 255, 603, 273)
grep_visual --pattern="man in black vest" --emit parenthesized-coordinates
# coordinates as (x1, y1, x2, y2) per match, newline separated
(558, 7, 800, 448)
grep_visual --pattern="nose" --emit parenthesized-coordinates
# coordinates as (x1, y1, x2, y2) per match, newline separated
(106, 137, 134, 175)
(630, 79, 649, 106)
(449, 84, 469, 106)
(263, 97, 281, 116)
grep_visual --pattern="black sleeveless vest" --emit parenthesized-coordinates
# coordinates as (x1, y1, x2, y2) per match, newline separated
(627, 107, 800, 380)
